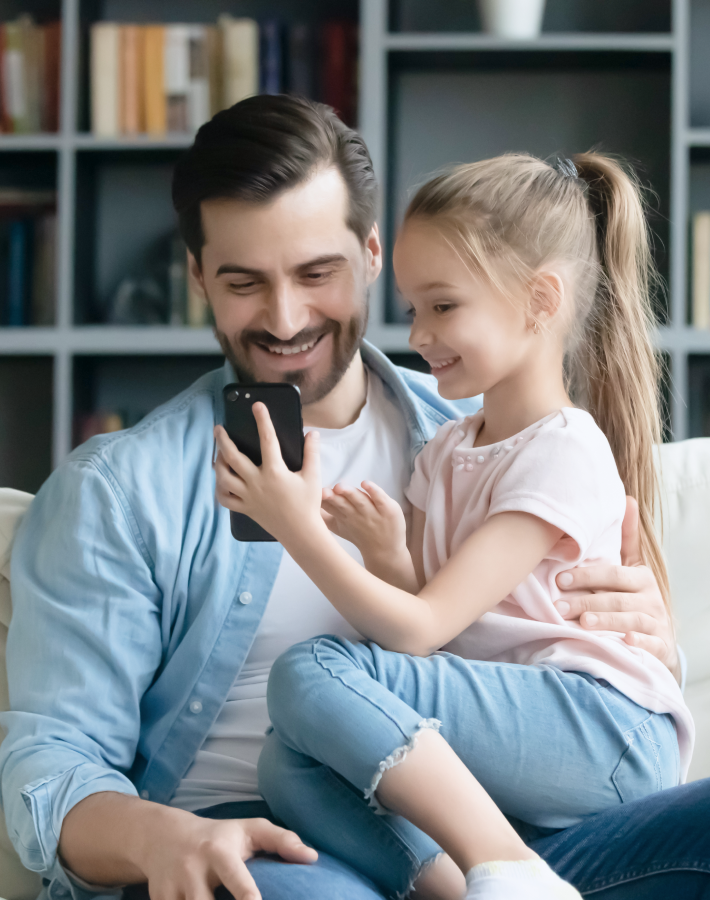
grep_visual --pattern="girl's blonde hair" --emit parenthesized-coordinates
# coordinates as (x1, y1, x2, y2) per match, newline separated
(405, 152, 670, 608)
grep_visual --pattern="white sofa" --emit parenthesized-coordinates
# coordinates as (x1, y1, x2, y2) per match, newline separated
(1, 438, 709, 900)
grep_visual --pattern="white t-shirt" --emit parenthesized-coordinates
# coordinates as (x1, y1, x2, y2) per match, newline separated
(405, 407, 694, 780)
(171, 370, 410, 811)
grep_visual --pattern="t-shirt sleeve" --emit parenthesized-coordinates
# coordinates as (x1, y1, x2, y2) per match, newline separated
(405, 419, 459, 512)
(487, 413, 626, 561)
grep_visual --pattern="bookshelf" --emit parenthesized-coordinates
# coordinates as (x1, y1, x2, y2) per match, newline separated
(0, 0, 708, 495)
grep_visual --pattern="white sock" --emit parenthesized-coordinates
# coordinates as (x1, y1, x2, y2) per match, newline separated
(464, 859, 583, 899)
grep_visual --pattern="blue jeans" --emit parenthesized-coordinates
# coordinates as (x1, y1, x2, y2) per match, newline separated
(121, 787, 710, 900)
(259, 636, 680, 897)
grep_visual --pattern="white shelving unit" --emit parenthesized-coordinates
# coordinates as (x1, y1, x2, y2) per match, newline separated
(1, 0, 708, 493)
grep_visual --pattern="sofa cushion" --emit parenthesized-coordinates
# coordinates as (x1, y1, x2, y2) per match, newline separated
(0, 489, 41, 900)
(655, 439, 710, 782)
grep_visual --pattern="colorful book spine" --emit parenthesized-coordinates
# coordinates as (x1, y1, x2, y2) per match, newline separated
(120, 24, 143, 134)
(143, 25, 165, 135)
(219, 16, 258, 107)
(692, 211, 710, 330)
(321, 21, 358, 127)
(3, 19, 29, 133)
(164, 24, 190, 132)
(41, 21, 61, 132)
(187, 25, 210, 133)
(91, 22, 120, 136)
(31, 212, 56, 326)
(6, 219, 29, 326)
(260, 20, 282, 95)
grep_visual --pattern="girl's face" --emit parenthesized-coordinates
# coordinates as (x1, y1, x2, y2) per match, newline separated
(393, 219, 537, 400)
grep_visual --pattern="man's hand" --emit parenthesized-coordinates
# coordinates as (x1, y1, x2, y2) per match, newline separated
(59, 792, 317, 900)
(554, 497, 680, 682)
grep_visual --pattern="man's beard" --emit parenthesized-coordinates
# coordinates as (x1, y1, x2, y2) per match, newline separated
(214, 302, 369, 407)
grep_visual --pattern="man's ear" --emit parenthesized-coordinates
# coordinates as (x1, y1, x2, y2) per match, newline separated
(187, 250, 207, 302)
(528, 269, 564, 327)
(364, 222, 383, 285)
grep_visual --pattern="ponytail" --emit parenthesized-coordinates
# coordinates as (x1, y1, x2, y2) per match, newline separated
(570, 152, 670, 608)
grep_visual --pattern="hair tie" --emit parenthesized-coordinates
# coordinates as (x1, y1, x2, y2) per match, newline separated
(555, 157, 578, 180)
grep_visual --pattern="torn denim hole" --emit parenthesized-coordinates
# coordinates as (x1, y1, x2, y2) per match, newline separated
(396, 850, 445, 900)
(364, 718, 442, 815)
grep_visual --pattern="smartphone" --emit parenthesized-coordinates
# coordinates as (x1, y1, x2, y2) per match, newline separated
(222, 383, 304, 542)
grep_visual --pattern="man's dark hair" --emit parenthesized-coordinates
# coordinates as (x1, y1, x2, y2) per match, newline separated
(172, 94, 379, 264)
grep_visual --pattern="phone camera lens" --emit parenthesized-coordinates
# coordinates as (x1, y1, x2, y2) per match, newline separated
(226, 390, 239, 402)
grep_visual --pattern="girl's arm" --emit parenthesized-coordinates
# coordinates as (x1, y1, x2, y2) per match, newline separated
(320, 481, 421, 593)
(214, 409, 562, 656)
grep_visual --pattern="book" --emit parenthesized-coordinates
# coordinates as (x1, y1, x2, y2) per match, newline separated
(6, 219, 30, 326)
(287, 24, 315, 99)
(91, 22, 120, 136)
(260, 20, 282, 95)
(164, 24, 190, 132)
(31, 212, 56, 326)
(2, 18, 29, 133)
(120, 24, 142, 134)
(219, 16, 258, 107)
(143, 25, 165, 135)
(321, 21, 358, 127)
(41, 21, 61, 132)
(692, 211, 710, 330)
(187, 25, 210, 132)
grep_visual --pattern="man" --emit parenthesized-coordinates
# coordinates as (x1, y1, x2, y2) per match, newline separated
(0, 95, 706, 900)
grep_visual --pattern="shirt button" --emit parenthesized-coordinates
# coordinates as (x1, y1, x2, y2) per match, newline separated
(140, 790, 150, 800)
(239, 591, 253, 605)
(189, 700, 203, 714)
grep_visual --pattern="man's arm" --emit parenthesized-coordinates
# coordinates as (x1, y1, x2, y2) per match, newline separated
(555, 497, 680, 682)
(59, 792, 316, 900)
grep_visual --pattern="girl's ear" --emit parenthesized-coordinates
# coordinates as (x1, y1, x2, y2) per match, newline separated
(528, 270, 564, 328)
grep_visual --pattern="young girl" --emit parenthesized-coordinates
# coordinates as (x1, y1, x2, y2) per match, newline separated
(214, 152, 693, 900)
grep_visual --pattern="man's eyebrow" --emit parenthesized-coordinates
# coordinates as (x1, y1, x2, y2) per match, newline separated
(214, 254, 347, 278)
(215, 263, 263, 277)
(295, 253, 348, 269)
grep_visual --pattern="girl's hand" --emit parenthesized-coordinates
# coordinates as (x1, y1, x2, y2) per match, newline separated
(321, 481, 407, 559)
(213, 402, 322, 542)
(321, 481, 419, 592)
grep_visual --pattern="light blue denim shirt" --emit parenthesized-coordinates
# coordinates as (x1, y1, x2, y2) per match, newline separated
(0, 342, 481, 900)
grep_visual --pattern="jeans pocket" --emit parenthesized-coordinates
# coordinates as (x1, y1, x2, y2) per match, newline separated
(611, 717, 664, 804)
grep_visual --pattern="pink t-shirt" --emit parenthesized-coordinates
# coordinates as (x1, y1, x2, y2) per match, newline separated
(405, 407, 694, 779)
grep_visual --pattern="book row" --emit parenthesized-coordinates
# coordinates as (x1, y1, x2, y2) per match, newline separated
(0, 189, 56, 327)
(0, 16, 61, 133)
(90, 17, 358, 138)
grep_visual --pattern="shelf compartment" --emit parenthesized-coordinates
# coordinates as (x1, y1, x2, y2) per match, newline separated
(74, 148, 184, 326)
(389, 0, 671, 35)
(0, 354, 53, 493)
(384, 50, 671, 324)
(688, 354, 710, 437)
(72, 353, 222, 445)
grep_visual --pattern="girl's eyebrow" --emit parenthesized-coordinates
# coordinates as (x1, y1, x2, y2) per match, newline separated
(419, 280, 456, 291)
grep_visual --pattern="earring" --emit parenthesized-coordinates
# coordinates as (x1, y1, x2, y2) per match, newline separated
(531, 321, 540, 335)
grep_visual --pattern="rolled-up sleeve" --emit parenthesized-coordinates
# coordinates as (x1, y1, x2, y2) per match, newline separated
(0, 457, 163, 876)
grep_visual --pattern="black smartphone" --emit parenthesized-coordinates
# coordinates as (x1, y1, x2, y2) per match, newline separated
(222, 383, 304, 542)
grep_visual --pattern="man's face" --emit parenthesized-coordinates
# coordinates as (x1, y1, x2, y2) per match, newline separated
(190, 167, 382, 405)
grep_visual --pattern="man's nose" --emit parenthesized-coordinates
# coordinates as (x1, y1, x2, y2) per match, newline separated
(262, 283, 310, 340)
